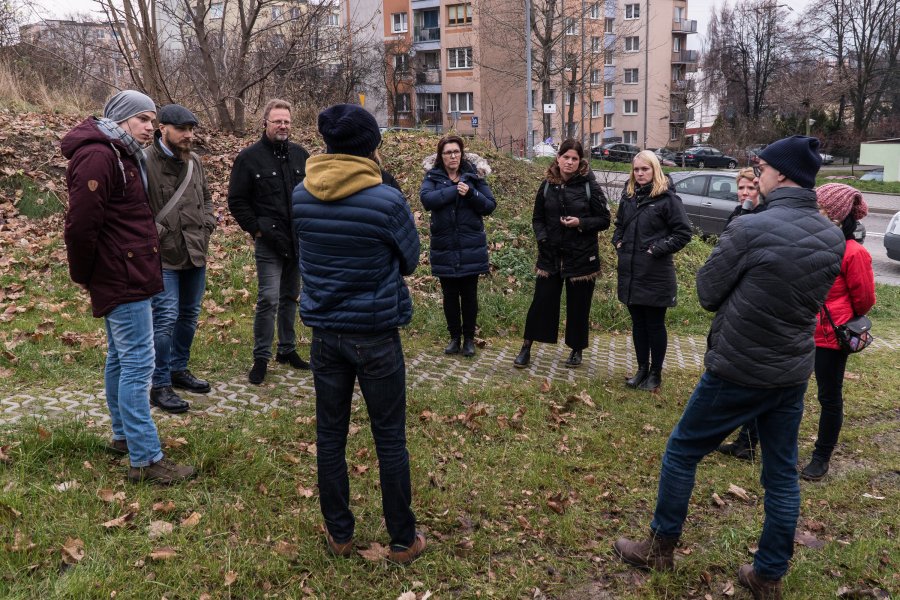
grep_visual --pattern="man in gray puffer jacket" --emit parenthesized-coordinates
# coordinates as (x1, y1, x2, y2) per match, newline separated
(614, 136, 845, 600)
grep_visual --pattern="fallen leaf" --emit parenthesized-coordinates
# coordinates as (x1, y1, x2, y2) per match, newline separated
(148, 520, 174, 539)
(862, 493, 885, 500)
(149, 547, 177, 560)
(794, 530, 826, 550)
(566, 389, 595, 408)
(10, 529, 36, 551)
(37, 426, 51, 440)
(727, 483, 751, 502)
(722, 580, 735, 596)
(642, 424, 660, 434)
(396, 593, 417, 600)
(152, 500, 176, 513)
(61, 538, 85, 564)
(223, 571, 237, 586)
(273, 540, 298, 557)
(711, 492, 726, 507)
(539, 379, 551, 393)
(83, 461, 94, 470)
(102, 512, 135, 529)
(357, 542, 390, 562)
(0, 445, 10, 464)
(282, 452, 301, 464)
(180, 512, 202, 528)
(836, 586, 890, 599)
(55, 480, 80, 492)
(296, 484, 314, 498)
(352, 464, 369, 476)
(162, 437, 188, 449)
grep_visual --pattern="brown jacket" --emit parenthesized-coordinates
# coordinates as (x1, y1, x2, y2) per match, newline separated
(144, 132, 215, 270)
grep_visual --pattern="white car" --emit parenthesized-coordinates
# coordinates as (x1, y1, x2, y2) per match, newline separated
(820, 153, 835, 165)
(531, 142, 557, 157)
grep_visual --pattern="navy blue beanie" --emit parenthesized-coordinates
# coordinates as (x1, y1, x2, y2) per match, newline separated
(318, 104, 381, 157)
(757, 135, 822, 189)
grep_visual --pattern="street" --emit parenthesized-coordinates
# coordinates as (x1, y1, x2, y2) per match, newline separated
(861, 211, 900, 286)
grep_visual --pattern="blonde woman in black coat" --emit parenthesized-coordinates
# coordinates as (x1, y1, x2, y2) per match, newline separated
(612, 150, 691, 391)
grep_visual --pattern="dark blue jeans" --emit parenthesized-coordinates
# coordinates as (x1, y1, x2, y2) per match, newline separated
(651, 372, 807, 580)
(311, 328, 416, 549)
(151, 266, 206, 387)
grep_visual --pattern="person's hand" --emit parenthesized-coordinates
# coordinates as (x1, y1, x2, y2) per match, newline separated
(457, 182, 470, 196)
(616, 241, 622, 249)
(560, 216, 580, 228)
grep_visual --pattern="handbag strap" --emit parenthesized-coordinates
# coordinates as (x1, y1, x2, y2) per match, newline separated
(155, 158, 194, 225)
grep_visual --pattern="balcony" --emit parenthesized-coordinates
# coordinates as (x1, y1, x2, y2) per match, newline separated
(413, 26, 440, 43)
(415, 70, 442, 85)
(416, 110, 443, 125)
(670, 79, 696, 94)
(670, 109, 695, 123)
(672, 19, 697, 33)
(672, 50, 699, 64)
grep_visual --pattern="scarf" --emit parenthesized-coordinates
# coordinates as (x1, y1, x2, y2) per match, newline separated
(95, 117, 149, 193)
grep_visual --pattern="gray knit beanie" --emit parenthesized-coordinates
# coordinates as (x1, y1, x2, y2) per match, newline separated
(104, 90, 157, 124)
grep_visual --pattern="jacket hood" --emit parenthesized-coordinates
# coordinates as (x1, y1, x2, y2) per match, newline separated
(545, 158, 591, 185)
(303, 154, 383, 201)
(61, 117, 118, 159)
(422, 152, 491, 177)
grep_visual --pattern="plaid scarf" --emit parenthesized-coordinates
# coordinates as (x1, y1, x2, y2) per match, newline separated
(95, 117, 149, 193)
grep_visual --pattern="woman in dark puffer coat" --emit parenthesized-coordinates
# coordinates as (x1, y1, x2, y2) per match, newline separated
(513, 139, 611, 369)
(420, 135, 496, 357)
(613, 150, 692, 392)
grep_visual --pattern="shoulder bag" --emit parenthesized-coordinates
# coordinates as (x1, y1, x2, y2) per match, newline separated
(154, 158, 194, 237)
(822, 304, 873, 353)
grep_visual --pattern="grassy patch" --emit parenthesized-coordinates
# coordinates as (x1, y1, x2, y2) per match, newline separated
(0, 173, 66, 218)
(816, 173, 900, 195)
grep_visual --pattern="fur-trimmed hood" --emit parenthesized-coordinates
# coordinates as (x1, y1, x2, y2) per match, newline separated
(544, 158, 591, 185)
(422, 152, 492, 177)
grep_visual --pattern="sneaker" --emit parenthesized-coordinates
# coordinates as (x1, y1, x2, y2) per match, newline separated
(171, 369, 211, 394)
(248, 358, 268, 384)
(107, 438, 128, 455)
(149, 386, 190, 414)
(800, 457, 829, 482)
(388, 531, 427, 565)
(325, 530, 354, 557)
(275, 350, 310, 370)
(127, 458, 196, 486)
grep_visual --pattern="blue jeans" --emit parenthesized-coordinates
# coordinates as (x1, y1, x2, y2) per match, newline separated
(311, 328, 416, 549)
(151, 266, 206, 387)
(651, 371, 806, 580)
(104, 300, 164, 467)
(253, 240, 299, 360)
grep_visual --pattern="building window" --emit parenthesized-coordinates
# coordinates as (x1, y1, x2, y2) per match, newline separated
(392, 13, 408, 33)
(271, 6, 281, 20)
(625, 3, 640, 19)
(548, 88, 556, 104)
(674, 6, 685, 20)
(604, 17, 614, 33)
(394, 53, 410, 73)
(604, 113, 613, 128)
(604, 50, 614, 65)
(673, 37, 682, 52)
(589, 2, 600, 18)
(421, 51, 440, 70)
(210, 3, 223, 18)
(567, 91, 577, 105)
(625, 36, 640, 51)
(670, 125, 682, 141)
(624, 99, 638, 114)
(447, 47, 473, 69)
(624, 68, 639, 84)
(530, 89, 537, 109)
(449, 92, 474, 113)
(591, 101, 602, 117)
(565, 17, 577, 35)
(624, 130, 638, 144)
(418, 93, 441, 112)
(591, 36, 602, 53)
(591, 132, 603, 146)
(326, 12, 340, 26)
(447, 3, 473, 26)
(604, 82, 613, 97)
(590, 69, 601, 85)
(396, 94, 411, 113)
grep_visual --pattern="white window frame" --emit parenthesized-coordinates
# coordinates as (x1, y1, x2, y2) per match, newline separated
(394, 53, 410, 72)
(604, 113, 613, 128)
(624, 130, 638, 144)
(591, 101, 602, 118)
(624, 68, 639, 84)
(447, 47, 473, 69)
(209, 3, 223, 18)
(625, 3, 640, 19)
(396, 93, 411, 113)
(673, 37, 682, 52)
(623, 99, 638, 115)
(604, 50, 614, 66)
(449, 92, 474, 113)
(392, 13, 408, 33)
(604, 81, 613, 97)
(589, 3, 600, 18)
(591, 36, 602, 53)
(591, 132, 603, 146)
(625, 36, 640, 52)
(271, 5, 281, 20)
(325, 12, 340, 27)
(590, 69, 601, 85)
(564, 17, 578, 35)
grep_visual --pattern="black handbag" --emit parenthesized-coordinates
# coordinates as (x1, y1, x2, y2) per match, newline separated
(822, 305, 873, 353)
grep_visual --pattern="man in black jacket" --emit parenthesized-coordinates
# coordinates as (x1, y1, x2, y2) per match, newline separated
(227, 99, 310, 384)
(614, 136, 845, 600)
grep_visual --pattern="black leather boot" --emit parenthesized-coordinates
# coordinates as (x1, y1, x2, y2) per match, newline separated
(625, 364, 649, 388)
(564, 349, 582, 367)
(638, 367, 662, 392)
(444, 337, 461, 354)
(513, 341, 532, 368)
(461, 338, 476, 357)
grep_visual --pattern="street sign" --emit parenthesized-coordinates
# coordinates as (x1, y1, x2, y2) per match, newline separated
(471, 116, 479, 128)
(543, 103, 557, 114)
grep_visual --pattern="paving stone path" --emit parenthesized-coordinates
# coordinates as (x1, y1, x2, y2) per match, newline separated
(2, 334, 897, 427)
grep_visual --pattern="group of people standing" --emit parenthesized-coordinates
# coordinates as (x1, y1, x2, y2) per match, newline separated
(62, 89, 876, 591)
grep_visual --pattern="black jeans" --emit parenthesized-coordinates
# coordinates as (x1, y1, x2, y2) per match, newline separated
(439, 275, 479, 339)
(523, 274, 595, 351)
(812, 346, 849, 462)
(310, 328, 417, 549)
(627, 304, 668, 369)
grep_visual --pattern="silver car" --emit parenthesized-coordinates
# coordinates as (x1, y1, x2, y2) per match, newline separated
(669, 171, 740, 236)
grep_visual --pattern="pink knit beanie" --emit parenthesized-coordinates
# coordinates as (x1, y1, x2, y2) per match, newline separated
(816, 183, 868, 222)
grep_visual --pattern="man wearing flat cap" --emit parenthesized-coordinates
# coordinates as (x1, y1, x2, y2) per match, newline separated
(145, 104, 216, 413)
(615, 136, 845, 599)
(292, 104, 425, 564)
(62, 90, 195, 485)
(227, 99, 310, 385)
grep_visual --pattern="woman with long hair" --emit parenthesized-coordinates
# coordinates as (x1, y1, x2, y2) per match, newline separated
(513, 139, 610, 368)
(420, 135, 496, 357)
(613, 150, 692, 391)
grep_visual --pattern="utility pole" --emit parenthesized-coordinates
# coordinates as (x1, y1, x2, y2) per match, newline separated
(525, 0, 533, 157)
(643, 0, 650, 148)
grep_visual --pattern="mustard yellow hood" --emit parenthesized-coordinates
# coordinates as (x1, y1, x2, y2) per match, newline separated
(302, 154, 383, 202)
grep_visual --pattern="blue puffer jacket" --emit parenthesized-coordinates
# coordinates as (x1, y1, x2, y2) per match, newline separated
(292, 154, 421, 332)
(419, 154, 496, 278)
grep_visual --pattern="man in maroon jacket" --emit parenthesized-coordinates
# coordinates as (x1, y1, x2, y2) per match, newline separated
(62, 90, 195, 485)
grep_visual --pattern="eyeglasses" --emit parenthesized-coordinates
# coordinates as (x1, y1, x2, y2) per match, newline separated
(442, 150, 461, 157)
(752, 165, 762, 177)
(266, 119, 292, 127)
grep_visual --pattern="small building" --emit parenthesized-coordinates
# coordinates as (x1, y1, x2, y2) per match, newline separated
(859, 138, 900, 182)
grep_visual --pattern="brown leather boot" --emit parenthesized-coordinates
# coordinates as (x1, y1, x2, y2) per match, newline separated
(613, 532, 678, 570)
(738, 564, 782, 600)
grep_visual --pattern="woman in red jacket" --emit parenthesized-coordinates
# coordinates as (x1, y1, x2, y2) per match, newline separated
(801, 183, 876, 481)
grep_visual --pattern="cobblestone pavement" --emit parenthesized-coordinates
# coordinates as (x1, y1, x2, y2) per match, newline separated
(2, 334, 897, 427)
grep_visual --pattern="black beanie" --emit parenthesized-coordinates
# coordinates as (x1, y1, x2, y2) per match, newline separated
(318, 104, 381, 157)
(757, 135, 822, 189)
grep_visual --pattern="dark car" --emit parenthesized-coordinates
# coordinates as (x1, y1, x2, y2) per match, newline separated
(674, 146, 738, 169)
(885, 211, 900, 260)
(591, 142, 641, 163)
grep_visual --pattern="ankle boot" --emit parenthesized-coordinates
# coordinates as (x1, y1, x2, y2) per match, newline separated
(717, 435, 757, 461)
(738, 564, 782, 599)
(444, 337, 461, 354)
(513, 341, 531, 368)
(800, 457, 829, 481)
(625, 364, 649, 388)
(638, 367, 662, 392)
(613, 532, 678, 571)
(461, 337, 476, 357)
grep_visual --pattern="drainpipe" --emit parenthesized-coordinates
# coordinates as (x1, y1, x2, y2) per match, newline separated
(643, 0, 650, 148)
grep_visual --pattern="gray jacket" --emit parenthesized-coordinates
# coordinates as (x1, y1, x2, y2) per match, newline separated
(697, 187, 845, 388)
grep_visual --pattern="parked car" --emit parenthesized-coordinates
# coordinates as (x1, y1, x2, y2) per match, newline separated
(650, 147, 678, 166)
(591, 142, 641, 163)
(532, 142, 557, 157)
(669, 171, 740, 236)
(885, 211, 900, 260)
(819, 153, 835, 165)
(860, 169, 883, 182)
(674, 146, 739, 169)
(746, 144, 767, 161)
